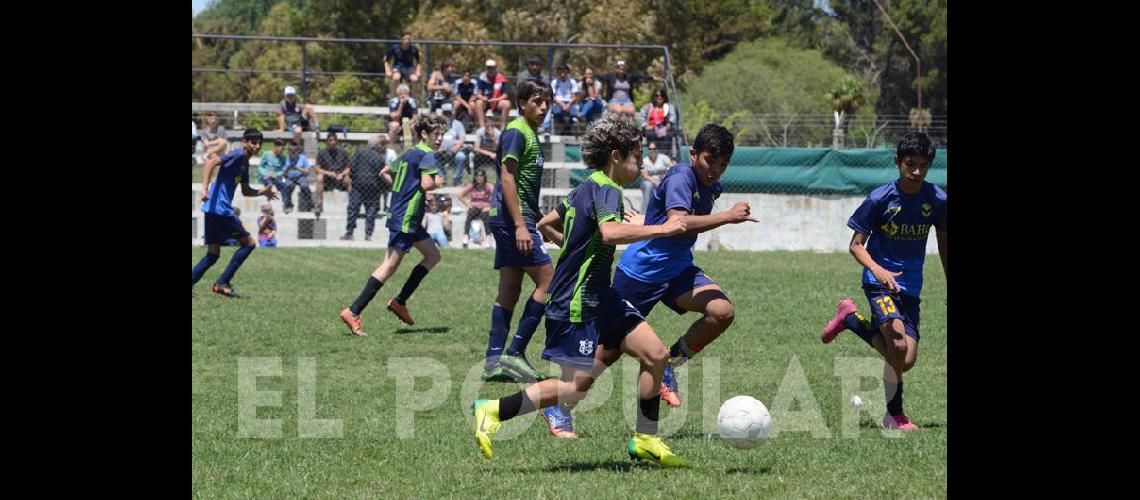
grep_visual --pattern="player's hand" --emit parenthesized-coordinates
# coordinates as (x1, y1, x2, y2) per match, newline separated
(873, 268, 903, 293)
(659, 215, 687, 236)
(263, 186, 279, 200)
(623, 209, 645, 225)
(728, 201, 758, 223)
(201, 191, 209, 202)
(515, 225, 533, 253)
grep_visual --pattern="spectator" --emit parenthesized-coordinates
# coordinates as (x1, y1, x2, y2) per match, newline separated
(453, 69, 478, 125)
(438, 105, 471, 186)
(639, 142, 676, 213)
(423, 198, 451, 248)
(471, 122, 502, 173)
(375, 134, 399, 216)
(258, 202, 278, 248)
(639, 88, 677, 153)
(597, 60, 654, 118)
(258, 139, 289, 197)
(542, 64, 580, 135)
(384, 31, 422, 98)
(281, 140, 314, 214)
(197, 112, 228, 163)
(343, 135, 388, 241)
(473, 59, 512, 132)
(427, 59, 458, 113)
(314, 130, 351, 217)
(388, 83, 419, 143)
(277, 86, 319, 144)
(516, 57, 547, 86)
(458, 168, 494, 248)
(577, 68, 606, 125)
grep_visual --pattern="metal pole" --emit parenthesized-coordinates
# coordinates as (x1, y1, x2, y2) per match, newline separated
(547, 45, 555, 82)
(300, 42, 308, 102)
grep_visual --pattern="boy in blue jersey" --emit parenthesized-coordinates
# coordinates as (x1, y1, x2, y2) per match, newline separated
(480, 79, 557, 384)
(612, 124, 757, 408)
(339, 115, 450, 335)
(820, 132, 947, 431)
(472, 115, 689, 466)
(191, 129, 279, 298)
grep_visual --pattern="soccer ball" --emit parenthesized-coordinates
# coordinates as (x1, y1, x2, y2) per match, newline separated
(717, 396, 772, 449)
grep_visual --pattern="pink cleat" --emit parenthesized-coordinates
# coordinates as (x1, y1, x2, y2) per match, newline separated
(882, 413, 919, 431)
(821, 299, 859, 344)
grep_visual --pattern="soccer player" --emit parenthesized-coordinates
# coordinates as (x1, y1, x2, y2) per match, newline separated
(479, 79, 556, 383)
(611, 123, 757, 409)
(192, 129, 278, 298)
(339, 115, 450, 335)
(473, 115, 689, 467)
(820, 132, 946, 431)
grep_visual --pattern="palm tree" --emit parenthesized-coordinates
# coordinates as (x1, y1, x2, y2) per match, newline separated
(827, 76, 864, 148)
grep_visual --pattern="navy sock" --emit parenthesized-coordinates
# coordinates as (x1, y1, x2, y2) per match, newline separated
(485, 305, 514, 369)
(498, 390, 535, 421)
(844, 312, 877, 347)
(636, 395, 661, 434)
(507, 298, 546, 356)
(192, 252, 220, 285)
(216, 245, 254, 285)
(885, 380, 904, 416)
(668, 336, 701, 368)
(350, 276, 383, 315)
(395, 265, 430, 305)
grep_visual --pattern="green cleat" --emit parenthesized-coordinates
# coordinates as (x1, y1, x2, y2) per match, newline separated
(473, 399, 502, 459)
(627, 433, 685, 468)
(498, 354, 549, 382)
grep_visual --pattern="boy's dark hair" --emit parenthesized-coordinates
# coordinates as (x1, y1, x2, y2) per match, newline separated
(516, 79, 553, 107)
(272, 139, 285, 147)
(242, 128, 263, 142)
(580, 115, 642, 170)
(413, 114, 450, 138)
(692, 123, 734, 159)
(289, 140, 300, 148)
(896, 132, 936, 161)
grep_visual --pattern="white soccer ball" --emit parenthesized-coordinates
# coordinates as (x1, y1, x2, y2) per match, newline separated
(717, 396, 772, 449)
(851, 395, 864, 408)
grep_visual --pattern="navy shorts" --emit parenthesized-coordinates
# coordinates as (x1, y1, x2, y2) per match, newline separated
(542, 296, 645, 370)
(204, 213, 250, 246)
(388, 229, 431, 252)
(612, 265, 718, 317)
(489, 223, 551, 269)
(862, 284, 921, 342)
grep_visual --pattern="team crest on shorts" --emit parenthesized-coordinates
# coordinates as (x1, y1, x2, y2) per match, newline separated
(579, 339, 594, 356)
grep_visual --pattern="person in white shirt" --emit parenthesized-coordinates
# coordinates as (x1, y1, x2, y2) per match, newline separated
(639, 142, 676, 213)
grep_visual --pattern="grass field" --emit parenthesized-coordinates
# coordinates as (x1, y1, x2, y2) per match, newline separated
(192, 247, 947, 497)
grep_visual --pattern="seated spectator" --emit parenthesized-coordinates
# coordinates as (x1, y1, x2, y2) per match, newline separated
(258, 139, 289, 197)
(473, 59, 512, 132)
(438, 105, 471, 186)
(516, 56, 547, 86)
(640, 142, 676, 213)
(577, 68, 606, 125)
(471, 122, 502, 173)
(542, 64, 580, 135)
(196, 112, 228, 163)
(468, 216, 490, 248)
(258, 202, 278, 248)
(377, 134, 398, 215)
(385, 31, 422, 99)
(597, 60, 654, 118)
(314, 130, 350, 217)
(424, 198, 451, 248)
(281, 140, 314, 213)
(277, 86, 319, 144)
(343, 135, 387, 241)
(388, 83, 419, 143)
(453, 69, 477, 125)
(427, 59, 458, 113)
(639, 88, 677, 153)
(458, 168, 494, 248)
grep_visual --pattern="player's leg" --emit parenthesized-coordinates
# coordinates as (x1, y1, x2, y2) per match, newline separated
(213, 233, 257, 298)
(386, 235, 440, 325)
(483, 267, 524, 379)
(500, 262, 554, 381)
(192, 243, 222, 289)
(341, 244, 407, 335)
(658, 271, 733, 407)
(619, 320, 684, 467)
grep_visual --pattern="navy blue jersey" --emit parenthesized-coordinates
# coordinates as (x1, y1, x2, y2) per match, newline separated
(546, 171, 624, 323)
(848, 181, 947, 297)
(202, 148, 249, 217)
(489, 117, 544, 228)
(386, 143, 440, 233)
(385, 44, 420, 68)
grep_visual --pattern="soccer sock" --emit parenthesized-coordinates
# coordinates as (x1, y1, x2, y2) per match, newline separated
(497, 390, 536, 421)
(216, 245, 254, 285)
(636, 395, 662, 434)
(394, 265, 430, 305)
(350, 276, 384, 316)
(885, 380, 904, 416)
(668, 336, 704, 368)
(844, 311, 877, 347)
(507, 298, 546, 356)
(192, 253, 220, 285)
(485, 305, 514, 370)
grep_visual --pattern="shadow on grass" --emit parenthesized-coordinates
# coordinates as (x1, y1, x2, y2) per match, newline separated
(725, 464, 774, 475)
(393, 326, 451, 335)
(859, 419, 945, 429)
(525, 460, 636, 473)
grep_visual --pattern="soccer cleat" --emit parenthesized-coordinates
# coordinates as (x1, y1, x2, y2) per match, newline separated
(660, 364, 682, 408)
(882, 413, 919, 431)
(540, 405, 579, 439)
(386, 298, 415, 325)
(481, 366, 514, 382)
(340, 308, 367, 336)
(472, 399, 502, 459)
(627, 433, 684, 467)
(822, 298, 859, 344)
(498, 353, 549, 382)
(211, 283, 243, 298)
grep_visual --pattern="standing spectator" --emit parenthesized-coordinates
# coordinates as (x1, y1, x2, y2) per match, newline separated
(543, 64, 580, 135)
(280, 140, 314, 213)
(453, 69, 478, 125)
(458, 168, 494, 248)
(516, 57, 546, 86)
(314, 130, 351, 217)
(197, 112, 228, 164)
(343, 135, 388, 241)
(388, 83, 419, 143)
(258, 139, 289, 197)
(423, 198, 451, 248)
(438, 106, 471, 186)
(473, 59, 512, 132)
(597, 60, 654, 118)
(471, 122, 502, 173)
(427, 60, 458, 113)
(384, 31, 422, 98)
(576, 68, 606, 125)
(639, 142, 676, 213)
(258, 202, 278, 248)
(277, 86, 319, 144)
(639, 88, 677, 153)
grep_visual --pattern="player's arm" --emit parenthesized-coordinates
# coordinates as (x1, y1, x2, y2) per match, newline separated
(849, 231, 902, 293)
(241, 175, 278, 200)
(379, 164, 393, 185)
(599, 216, 686, 246)
(420, 172, 442, 191)
(537, 205, 566, 246)
(499, 158, 534, 252)
(669, 202, 756, 236)
(200, 155, 221, 202)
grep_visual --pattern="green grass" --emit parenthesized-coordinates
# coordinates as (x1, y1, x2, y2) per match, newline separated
(192, 248, 946, 497)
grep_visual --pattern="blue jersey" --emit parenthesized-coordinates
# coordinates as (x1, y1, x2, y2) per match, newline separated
(386, 143, 440, 234)
(546, 171, 624, 323)
(202, 148, 249, 217)
(848, 181, 947, 297)
(489, 118, 544, 228)
(617, 163, 722, 283)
